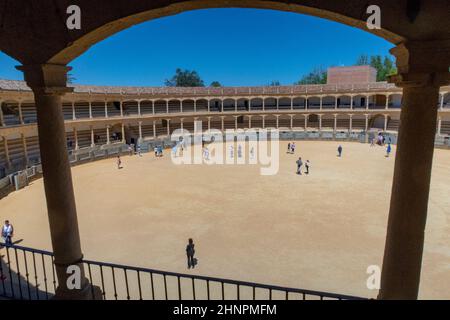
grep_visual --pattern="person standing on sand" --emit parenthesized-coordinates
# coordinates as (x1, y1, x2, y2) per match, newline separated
(117, 155, 122, 169)
(296, 157, 303, 175)
(337, 145, 343, 157)
(305, 160, 310, 175)
(2, 220, 14, 246)
(186, 238, 196, 269)
(287, 142, 291, 153)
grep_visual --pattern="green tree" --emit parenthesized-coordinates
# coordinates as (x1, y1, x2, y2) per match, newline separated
(165, 68, 205, 87)
(362, 55, 396, 81)
(295, 67, 327, 85)
(210, 81, 222, 87)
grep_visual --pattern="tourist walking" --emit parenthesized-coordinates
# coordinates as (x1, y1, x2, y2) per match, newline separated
(287, 142, 291, 153)
(2, 220, 14, 246)
(117, 155, 122, 169)
(291, 142, 296, 154)
(386, 143, 392, 157)
(305, 160, 310, 175)
(296, 157, 303, 175)
(186, 238, 196, 269)
(337, 145, 343, 157)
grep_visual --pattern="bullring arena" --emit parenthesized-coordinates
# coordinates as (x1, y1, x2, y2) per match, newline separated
(1, 80, 450, 299)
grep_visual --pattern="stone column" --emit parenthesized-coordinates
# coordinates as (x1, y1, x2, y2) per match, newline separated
(318, 114, 322, 132)
(235, 99, 238, 112)
(90, 126, 95, 147)
(350, 96, 354, 110)
(152, 100, 155, 115)
(138, 121, 143, 140)
(106, 125, 110, 144)
(166, 100, 169, 114)
(290, 115, 293, 130)
(304, 114, 308, 131)
(180, 100, 183, 113)
(104, 101, 108, 118)
(290, 98, 294, 110)
(276, 98, 279, 110)
(366, 95, 370, 110)
(234, 116, 238, 130)
(379, 41, 450, 300)
(88, 101, 92, 119)
(335, 96, 338, 109)
(385, 95, 389, 110)
(137, 100, 141, 116)
(440, 94, 444, 109)
(180, 118, 184, 130)
(153, 121, 156, 139)
(17, 64, 95, 299)
(276, 115, 279, 129)
(194, 99, 197, 113)
(262, 115, 266, 129)
(207, 100, 211, 112)
(384, 114, 388, 131)
(121, 124, 126, 143)
(221, 116, 225, 131)
(72, 101, 76, 120)
(365, 114, 369, 132)
(437, 116, 442, 136)
(248, 115, 252, 129)
(262, 98, 265, 111)
(120, 100, 123, 117)
(166, 119, 170, 136)
(319, 97, 323, 110)
(18, 101, 24, 124)
(74, 127, 79, 150)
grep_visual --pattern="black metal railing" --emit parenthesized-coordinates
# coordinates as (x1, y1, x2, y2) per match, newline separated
(0, 243, 365, 300)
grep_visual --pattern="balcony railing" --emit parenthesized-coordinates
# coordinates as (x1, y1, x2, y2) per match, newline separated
(0, 243, 366, 300)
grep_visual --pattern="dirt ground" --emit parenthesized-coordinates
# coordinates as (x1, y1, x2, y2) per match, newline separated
(1, 141, 449, 299)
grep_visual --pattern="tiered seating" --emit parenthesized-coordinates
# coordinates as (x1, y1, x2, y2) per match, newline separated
(123, 101, 139, 116)
(182, 100, 195, 113)
(7, 138, 26, 171)
(62, 103, 74, 120)
(223, 118, 235, 129)
(195, 99, 208, 112)
(352, 118, 366, 130)
(440, 120, 450, 135)
(321, 118, 334, 129)
(336, 118, 350, 130)
(93, 128, 107, 145)
(26, 136, 40, 165)
(75, 103, 90, 119)
(292, 116, 304, 128)
(91, 103, 106, 118)
(77, 130, 92, 148)
(107, 102, 121, 117)
(155, 123, 168, 137)
(154, 100, 167, 114)
(278, 116, 291, 129)
(264, 98, 277, 111)
(21, 104, 37, 124)
(209, 119, 222, 130)
(140, 101, 153, 115)
(387, 119, 400, 131)
(141, 124, 154, 139)
(168, 100, 181, 113)
(265, 116, 277, 128)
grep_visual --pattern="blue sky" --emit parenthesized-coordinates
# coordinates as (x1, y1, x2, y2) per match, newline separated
(0, 8, 394, 86)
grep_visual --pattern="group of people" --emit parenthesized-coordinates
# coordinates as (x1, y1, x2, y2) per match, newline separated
(154, 145, 164, 157)
(287, 142, 296, 154)
(296, 157, 310, 175)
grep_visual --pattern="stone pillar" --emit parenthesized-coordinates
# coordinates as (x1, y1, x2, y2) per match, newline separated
(221, 116, 225, 131)
(21, 133, 29, 166)
(106, 125, 110, 144)
(290, 98, 294, 110)
(90, 126, 95, 147)
(262, 115, 266, 129)
(153, 121, 156, 139)
(73, 127, 79, 150)
(276, 98, 279, 110)
(319, 97, 323, 110)
(276, 115, 279, 129)
(180, 100, 183, 113)
(152, 100, 155, 115)
(437, 116, 442, 136)
(385, 95, 390, 110)
(194, 99, 197, 113)
(88, 101, 92, 119)
(290, 115, 293, 130)
(235, 99, 238, 112)
(350, 96, 354, 110)
(207, 100, 211, 112)
(120, 100, 123, 117)
(17, 64, 95, 299)
(440, 94, 444, 109)
(137, 100, 141, 116)
(138, 121, 143, 140)
(384, 114, 388, 131)
(166, 119, 170, 136)
(379, 41, 450, 300)
(18, 101, 24, 124)
(365, 114, 369, 132)
(180, 118, 184, 130)
(104, 101, 108, 118)
(304, 114, 308, 131)
(248, 115, 252, 129)
(234, 116, 238, 130)
(121, 124, 126, 143)
(335, 96, 338, 109)
(72, 101, 76, 120)
(318, 114, 322, 132)
(366, 95, 370, 110)
(262, 98, 265, 111)
(166, 100, 169, 114)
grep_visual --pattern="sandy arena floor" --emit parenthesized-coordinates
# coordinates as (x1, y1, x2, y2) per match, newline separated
(1, 141, 449, 299)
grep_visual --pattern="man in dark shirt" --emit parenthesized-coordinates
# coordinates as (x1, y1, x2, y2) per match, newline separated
(186, 238, 196, 269)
